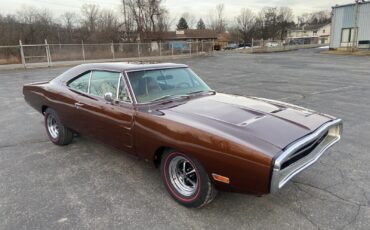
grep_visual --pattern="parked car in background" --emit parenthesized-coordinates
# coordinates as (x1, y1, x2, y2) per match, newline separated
(213, 44, 221, 51)
(289, 39, 305, 45)
(265, 41, 279, 47)
(238, 43, 251, 48)
(224, 43, 238, 50)
(23, 63, 342, 208)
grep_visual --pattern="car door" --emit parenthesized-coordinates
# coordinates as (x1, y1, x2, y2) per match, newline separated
(65, 71, 93, 132)
(72, 70, 135, 154)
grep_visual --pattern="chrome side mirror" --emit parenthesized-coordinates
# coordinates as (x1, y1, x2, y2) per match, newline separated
(104, 92, 114, 103)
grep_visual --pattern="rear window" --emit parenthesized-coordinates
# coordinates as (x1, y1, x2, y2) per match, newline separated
(68, 72, 90, 93)
(89, 71, 120, 97)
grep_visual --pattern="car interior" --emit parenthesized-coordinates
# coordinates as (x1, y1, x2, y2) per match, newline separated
(127, 68, 210, 103)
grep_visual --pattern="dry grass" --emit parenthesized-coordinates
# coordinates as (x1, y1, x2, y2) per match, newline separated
(321, 50, 370, 56)
(0, 56, 21, 65)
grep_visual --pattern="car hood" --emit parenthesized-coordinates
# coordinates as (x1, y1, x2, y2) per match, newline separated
(157, 93, 333, 154)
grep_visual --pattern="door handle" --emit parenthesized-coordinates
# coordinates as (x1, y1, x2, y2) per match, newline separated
(74, 102, 84, 109)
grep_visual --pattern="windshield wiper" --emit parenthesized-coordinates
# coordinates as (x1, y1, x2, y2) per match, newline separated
(187, 90, 216, 95)
(149, 94, 189, 103)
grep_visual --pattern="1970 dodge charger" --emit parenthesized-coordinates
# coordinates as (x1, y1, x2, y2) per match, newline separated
(23, 63, 342, 208)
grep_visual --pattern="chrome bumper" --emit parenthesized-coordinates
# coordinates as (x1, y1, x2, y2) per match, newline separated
(270, 119, 343, 193)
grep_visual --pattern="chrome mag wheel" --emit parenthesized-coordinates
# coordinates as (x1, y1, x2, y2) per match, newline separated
(47, 114, 59, 139)
(168, 156, 198, 196)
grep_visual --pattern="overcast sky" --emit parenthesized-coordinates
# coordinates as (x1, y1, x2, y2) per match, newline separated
(0, 0, 351, 21)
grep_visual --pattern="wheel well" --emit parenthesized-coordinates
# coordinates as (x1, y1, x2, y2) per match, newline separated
(153, 146, 170, 167)
(41, 105, 48, 114)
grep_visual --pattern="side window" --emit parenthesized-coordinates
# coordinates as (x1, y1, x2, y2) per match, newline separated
(68, 72, 91, 93)
(89, 71, 120, 97)
(118, 77, 131, 102)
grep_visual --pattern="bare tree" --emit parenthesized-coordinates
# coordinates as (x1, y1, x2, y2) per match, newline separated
(61, 12, 78, 32)
(60, 12, 78, 43)
(181, 12, 196, 29)
(206, 10, 216, 30)
(121, 0, 135, 42)
(97, 9, 120, 41)
(81, 4, 100, 32)
(16, 6, 54, 43)
(215, 4, 226, 32)
(123, 0, 168, 41)
(206, 4, 226, 32)
(278, 7, 293, 22)
(298, 10, 331, 26)
(277, 7, 294, 40)
(157, 8, 171, 32)
(236, 8, 255, 43)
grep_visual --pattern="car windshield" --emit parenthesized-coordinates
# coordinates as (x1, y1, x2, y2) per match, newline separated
(126, 67, 212, 103)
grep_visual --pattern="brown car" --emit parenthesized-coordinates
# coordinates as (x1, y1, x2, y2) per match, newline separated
(23, 63, 342, 208)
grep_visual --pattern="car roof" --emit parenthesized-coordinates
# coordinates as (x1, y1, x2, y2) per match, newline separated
(53, 62, 188, 83)
(79, 62, 188, 72)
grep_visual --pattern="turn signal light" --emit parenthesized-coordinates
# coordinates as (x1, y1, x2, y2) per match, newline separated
(212, 173, 230, 184)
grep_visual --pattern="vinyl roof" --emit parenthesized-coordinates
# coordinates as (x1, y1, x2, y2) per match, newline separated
(53, 63, 189, 83)
(78, 62, 188, 72)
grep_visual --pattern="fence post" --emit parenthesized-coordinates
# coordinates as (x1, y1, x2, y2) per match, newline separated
(19, 40, 26, 69)
(212, 39, 215, 55)
(159, 41, 162, 56)
(251, 38, 254, 53)
(196, 41, 199, 54)
(171, 43, 174, 57)
(201, 40, 204, 52)
(189, 42, 192, 56)
(111, 42, 115, 60)
(137, 43, 140, 58)
(81, 40, 86, 61)
(45, 39, 51, 67)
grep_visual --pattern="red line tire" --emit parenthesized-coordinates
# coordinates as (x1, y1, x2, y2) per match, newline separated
(160, 149, 217, 208)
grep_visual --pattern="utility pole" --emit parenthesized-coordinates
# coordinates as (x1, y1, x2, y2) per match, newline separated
(352, 0, 360, 52)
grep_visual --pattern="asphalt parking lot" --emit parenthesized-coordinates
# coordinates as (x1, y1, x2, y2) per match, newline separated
(1, 48, 370, 230)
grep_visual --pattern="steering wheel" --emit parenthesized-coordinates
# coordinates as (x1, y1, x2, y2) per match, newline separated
(176, 82, 191, 89)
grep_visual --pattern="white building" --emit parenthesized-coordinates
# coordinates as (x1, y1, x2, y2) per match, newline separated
(330, 1, 370, 49)
(287, 24, 331, 44)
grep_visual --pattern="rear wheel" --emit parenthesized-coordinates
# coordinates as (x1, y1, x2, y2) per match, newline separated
(160, 150, 217, 208)
(44, 108, 73, 145)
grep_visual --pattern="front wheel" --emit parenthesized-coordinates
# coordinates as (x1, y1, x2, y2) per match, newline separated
(160, 150, 217, 208)
(44, 108, 74, 145)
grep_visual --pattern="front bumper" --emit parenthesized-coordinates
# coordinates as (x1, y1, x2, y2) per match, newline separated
(270, 118, 343, 193)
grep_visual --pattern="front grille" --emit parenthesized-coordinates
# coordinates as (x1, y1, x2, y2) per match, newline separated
(280, 131, 328, 170)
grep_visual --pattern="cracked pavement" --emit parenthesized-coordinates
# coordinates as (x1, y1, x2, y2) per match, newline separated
(0, 48, 369, 229)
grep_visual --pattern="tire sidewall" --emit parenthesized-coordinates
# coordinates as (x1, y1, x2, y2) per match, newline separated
(44, 109, 62, 144)
(161, 150, 210, 208)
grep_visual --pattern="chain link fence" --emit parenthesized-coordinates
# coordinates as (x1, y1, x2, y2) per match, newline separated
(0, 39, 328, 68)
(0, 45, 22, 65)
(236, 39, 328, 53)
(0, 41, 215, 68)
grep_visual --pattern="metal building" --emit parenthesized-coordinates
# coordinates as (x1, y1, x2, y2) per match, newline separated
(330, 1, 370, 49)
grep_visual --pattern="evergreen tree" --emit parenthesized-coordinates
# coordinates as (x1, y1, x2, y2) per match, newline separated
(177, 17, 189, 30)
(196, 18, 206, 29)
